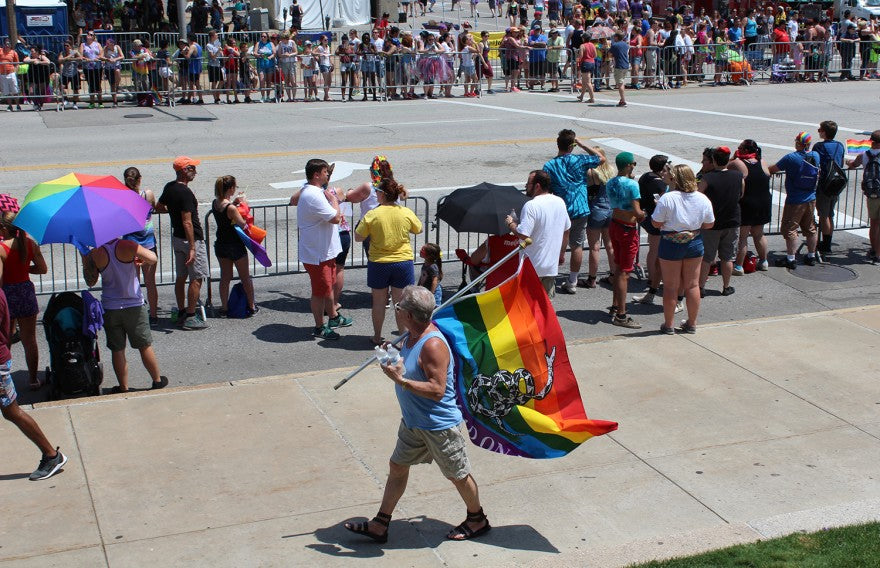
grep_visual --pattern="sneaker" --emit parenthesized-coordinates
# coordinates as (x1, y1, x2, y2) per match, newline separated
(558, 282, 577, 294)
(632, 292, 655, 304)
(721, 286, 735, 296)
(71, 104, 79, 110)
(674, 300, 684, 314)
(757, 259, 769, 271)
(5, 105, 10, 112)
(29, 448, 68, 481)
(775, 258, 797, 270)
(677, 320, 697, 334)
(659, 324, 675, 335)
(709, 263, 719, 276)
(88, 103, 95, 109)
(245, 306, 260, 318)
(328, 313, 353, 328)
(732, 265, 744, 276)
(608, 305, 620, 318)
(511, 87, 521, 92)
(803, 255, 816, 267)
(182, 312, 208, 330)
(612, 314, 642, 329)
(313, 324, 340, 340)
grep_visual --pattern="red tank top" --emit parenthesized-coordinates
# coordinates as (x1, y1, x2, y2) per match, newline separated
(0, 240, 33, 285)
(485, 235, 520, 290)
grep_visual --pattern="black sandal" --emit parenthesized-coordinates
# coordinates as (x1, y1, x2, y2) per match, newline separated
(447, 507, 491, 541)
(344, 511, 391, 543)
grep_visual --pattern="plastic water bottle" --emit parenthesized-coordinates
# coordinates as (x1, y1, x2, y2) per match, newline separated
(374, 345, 388, 364)
(385, 345, 400, 365)
(170, 307, 179, 323)
(509, 208, 518, 223)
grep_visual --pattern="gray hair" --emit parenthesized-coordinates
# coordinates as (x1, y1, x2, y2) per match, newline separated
(399, 285, 435, 323)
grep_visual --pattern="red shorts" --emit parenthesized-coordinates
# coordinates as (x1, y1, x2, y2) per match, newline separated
(304, 260, 336, 297)
(610, 219, 640, 273)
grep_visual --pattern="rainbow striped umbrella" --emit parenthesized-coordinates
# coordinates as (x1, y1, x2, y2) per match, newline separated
(14, 173, 151, 254)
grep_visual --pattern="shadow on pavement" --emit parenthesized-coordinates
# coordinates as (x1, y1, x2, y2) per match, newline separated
(252, 323, 314, 344)
(299, 516, 557, 558)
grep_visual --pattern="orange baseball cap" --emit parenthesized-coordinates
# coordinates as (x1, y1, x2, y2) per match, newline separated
(173, 156, 201, 171)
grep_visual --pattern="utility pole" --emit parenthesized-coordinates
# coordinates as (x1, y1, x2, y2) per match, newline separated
(177, 0, 187, 40)
(5, 0, 19, 44)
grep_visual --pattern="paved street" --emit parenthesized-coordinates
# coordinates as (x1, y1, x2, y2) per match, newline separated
(1, 78, 879, 395)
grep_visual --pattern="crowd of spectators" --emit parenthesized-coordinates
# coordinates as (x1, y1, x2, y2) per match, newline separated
(3, 1, 880, 110)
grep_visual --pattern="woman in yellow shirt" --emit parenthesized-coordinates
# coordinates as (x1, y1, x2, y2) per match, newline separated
(355, 178, 423, 345)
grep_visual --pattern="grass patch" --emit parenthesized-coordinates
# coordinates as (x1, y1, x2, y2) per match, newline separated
(632, 522, 880, 568)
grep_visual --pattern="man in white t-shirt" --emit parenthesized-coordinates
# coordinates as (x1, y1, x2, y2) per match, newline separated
(505, 170, 571, 298)
(295, 159, 352, 340)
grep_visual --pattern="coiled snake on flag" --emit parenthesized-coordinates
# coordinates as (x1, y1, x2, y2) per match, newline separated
(466, 347, 556, 436)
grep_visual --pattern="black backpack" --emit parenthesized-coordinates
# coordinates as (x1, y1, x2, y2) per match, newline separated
(862, 152, 880, 198)
(819, 160, 848, 197)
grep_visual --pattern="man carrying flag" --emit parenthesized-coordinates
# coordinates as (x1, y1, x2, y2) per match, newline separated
(343, 286, 490, 543)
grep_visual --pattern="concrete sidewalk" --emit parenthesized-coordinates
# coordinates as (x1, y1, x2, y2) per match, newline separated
(2, 306, 879, 568)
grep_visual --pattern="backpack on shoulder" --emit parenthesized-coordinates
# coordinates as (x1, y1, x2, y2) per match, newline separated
(794, 154, 819, 192)
(862, 152, 880, 199)
(818, 160, 848, 197)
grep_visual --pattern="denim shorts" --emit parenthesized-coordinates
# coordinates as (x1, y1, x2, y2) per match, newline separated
(587, 198, 611, 229)
(0, 360, 16, 408)
(579, 61, 595, 74)
(319, 63, 332, 73)
(367, 260, 414, 290)
(659, 233, 704, 261)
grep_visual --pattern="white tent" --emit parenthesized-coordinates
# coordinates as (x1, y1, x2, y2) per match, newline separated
(272, 0, 370, 30)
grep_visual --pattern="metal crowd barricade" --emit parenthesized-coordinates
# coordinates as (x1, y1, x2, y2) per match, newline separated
(200, 196, 431, 303)
(0, 61, 59, 109)
(32, 213, 177, 295)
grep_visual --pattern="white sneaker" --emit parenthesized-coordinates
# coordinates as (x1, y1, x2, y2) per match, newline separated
(732, 265, 744, 276)
(72, 103, 79, 110)
(558, 282, 577, 294)
(757, 260, 769, 271)
(674, 300, 684, 314)
(632, 292, 655, 304)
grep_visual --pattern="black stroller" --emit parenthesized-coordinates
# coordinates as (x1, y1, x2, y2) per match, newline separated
(43, 292, 103, 400)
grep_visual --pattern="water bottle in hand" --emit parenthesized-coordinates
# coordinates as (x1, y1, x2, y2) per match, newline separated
(509, 208, 518, 223)
(385, 345, 400, 365)
(374, 345, 388, 364)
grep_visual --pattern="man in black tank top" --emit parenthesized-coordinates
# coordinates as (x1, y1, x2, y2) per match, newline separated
(698, 147, 744, 297)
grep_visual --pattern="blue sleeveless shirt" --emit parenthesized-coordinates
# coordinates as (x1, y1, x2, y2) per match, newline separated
(396, 330, 462, 431)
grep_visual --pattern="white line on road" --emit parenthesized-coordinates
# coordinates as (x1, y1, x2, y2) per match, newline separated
(528, 90, 866, 133)
(433, 99, 793, 150)
(592, 137, 701, 169)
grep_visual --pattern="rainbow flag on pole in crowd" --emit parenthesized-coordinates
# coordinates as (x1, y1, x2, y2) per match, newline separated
(590, 1, 603, 9)
(433, 259, 617, 459)
(846, 139, 872, 155)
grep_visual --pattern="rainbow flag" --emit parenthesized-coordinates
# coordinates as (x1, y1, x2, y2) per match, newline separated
(433, 259, 617, 459)
(847, 139, 872, 155)
(590, 1, 603, 9)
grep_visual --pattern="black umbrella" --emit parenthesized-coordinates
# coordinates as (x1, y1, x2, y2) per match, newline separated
(436, 182, 529, 236)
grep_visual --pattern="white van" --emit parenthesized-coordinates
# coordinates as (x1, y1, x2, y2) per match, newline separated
(836, 0, 880, 22)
